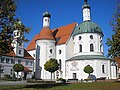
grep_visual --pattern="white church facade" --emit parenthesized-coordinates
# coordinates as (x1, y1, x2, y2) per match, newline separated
(26, 0, 117, 80)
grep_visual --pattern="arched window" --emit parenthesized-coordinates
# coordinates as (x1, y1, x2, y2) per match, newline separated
(45, 19, 47, 21)
(59, 59, 62, 70)
(79, 44, 82, 52)
(79, 36, 82, 40)
(90, 44, 94, 52)
(102, 65, 105, 73)
(50, 49, 52, 54)
(59, 50, 62, 55)
(100, 45, 102, 52)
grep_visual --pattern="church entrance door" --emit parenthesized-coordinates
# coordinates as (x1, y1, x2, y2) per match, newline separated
(73, 73, 77, 79)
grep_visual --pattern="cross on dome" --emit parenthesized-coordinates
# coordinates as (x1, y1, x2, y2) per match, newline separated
(84, 0, 88, 3)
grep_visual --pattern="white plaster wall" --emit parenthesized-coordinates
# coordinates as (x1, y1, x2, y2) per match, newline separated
(95, 60, 111, 79)
(36, 40, 55, 80)
(83, 8, 91, 21)
(27, 50, 36, 72)
(111, 66, 117, 79)
(27, 50, 36, 59)
(74, 33, 103, 56)
(43, 17, 50, 27)
(66, 59, 111, 80)
(56, 44, 66, 79)
(66, 37, 74, 60)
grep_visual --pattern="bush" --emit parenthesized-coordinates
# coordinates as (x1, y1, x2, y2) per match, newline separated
(56, 78, 66, 83)
(4, 74, 11, 79)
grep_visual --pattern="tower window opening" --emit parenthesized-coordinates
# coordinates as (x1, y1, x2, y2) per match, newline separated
(90, 44, 94, 52)
(45, 19, 47, 21)
(79, 44, 82, 52)
(59, 50, 62, 55)
(19, 50, 22, 54)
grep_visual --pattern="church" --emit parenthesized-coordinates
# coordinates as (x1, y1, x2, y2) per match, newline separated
(26, 0, 117, 80)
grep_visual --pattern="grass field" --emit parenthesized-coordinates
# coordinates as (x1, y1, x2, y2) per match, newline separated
(0, 82, 120, 90)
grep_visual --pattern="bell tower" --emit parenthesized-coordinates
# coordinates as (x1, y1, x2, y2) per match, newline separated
(82, 0, 91, 21)
(43, 11, 51, 27)
(12, 20, 24, 57)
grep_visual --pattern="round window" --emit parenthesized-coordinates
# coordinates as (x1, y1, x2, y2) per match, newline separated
(90, 35, 93, 39)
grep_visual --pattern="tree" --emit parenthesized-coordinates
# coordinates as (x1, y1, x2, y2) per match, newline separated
(44, 58, 59, 81)
(0, 0, 30, 55)
(106, 1, 120, 58)
(13, 64, 24, 79)
(84, 65, 94, 76)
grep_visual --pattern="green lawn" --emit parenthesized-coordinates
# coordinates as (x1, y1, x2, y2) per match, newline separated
(0, 82, 120, 90)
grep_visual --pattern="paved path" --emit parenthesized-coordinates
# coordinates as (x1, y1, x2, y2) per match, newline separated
(0, 81, 30, 85)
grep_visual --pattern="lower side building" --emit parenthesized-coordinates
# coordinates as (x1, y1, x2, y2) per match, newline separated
(0, 50, 34, 79)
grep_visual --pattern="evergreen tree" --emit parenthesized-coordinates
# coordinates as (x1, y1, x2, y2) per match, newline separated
(44, 58, 59, 81)
(0, 0, 30, 55)
(106, 1, 120, 58)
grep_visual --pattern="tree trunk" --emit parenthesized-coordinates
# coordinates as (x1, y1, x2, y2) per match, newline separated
(51, 72, 52, 81)
(17, 72, 18, 79)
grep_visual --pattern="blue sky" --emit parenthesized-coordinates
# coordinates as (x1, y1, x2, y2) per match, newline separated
(15, 0, 116, 56)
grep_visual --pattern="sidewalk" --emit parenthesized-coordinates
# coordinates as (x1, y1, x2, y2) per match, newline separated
(0, 81, 27, 85)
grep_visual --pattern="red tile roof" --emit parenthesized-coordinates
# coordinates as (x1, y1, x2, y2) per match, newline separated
(26, 22, 76, 51)
(115, 57, 120, 67)
(2, 49, 34, 60)
(24, 49, 34, 59)
(24, 66, 32, 72)
(26, 34, 39, 51)
(37, 27, 55, 40)
(3, 50, 16, 57)
(53, 22, 76, 45)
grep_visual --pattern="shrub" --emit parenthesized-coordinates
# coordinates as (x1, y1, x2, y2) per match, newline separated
(4, 74, 11, 79)
(56, 78, 66, 83)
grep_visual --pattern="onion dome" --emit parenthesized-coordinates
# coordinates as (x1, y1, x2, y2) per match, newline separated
(43, 11, 51, 18)
(73, 21, 103, 36)
(82, 0, 90, 9)
(37, 27, 55, 40)
(82, 3, 90, 9)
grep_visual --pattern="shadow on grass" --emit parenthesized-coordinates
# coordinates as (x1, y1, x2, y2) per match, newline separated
(24, 83, 69, 89)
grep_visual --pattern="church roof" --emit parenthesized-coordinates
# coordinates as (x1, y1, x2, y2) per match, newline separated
(43, 11, 51, 18)
(66, 55, 112, 61)
(26, 22, 76, 51)
(72, 21, 103, 36)
(82, 3, 90, 9)
(53, 22, 76, 45)
(115, 57, 120, 67)
(24, 66, 32, 72)
(26, 34, 39, 51)
(2, 49, 34, 60)
(37, 27, 55, 41)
